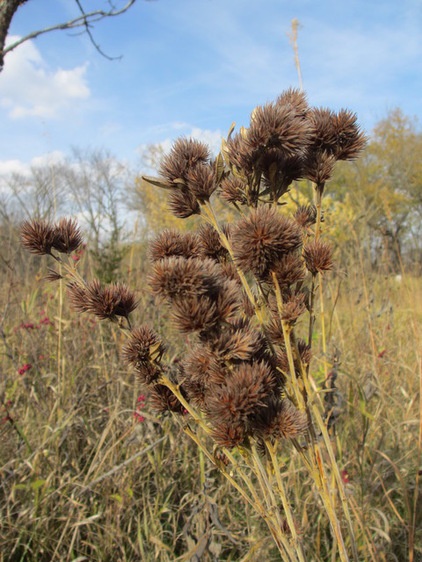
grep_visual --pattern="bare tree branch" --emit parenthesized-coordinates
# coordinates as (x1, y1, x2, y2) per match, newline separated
(0, 0, 137, 70)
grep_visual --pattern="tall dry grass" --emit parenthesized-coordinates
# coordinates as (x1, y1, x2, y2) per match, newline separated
(0, 222, 420, 561)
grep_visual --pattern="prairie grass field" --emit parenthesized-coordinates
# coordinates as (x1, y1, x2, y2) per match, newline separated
(0, 228, 421, 562)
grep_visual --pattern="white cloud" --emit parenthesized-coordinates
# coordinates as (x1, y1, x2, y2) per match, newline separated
(0, 150, 66, 177)
(0, 36, 90, 119)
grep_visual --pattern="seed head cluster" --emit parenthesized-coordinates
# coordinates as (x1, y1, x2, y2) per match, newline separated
(21, 89, 365, 455)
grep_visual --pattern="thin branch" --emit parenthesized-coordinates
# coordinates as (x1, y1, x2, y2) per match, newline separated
(2, 0, 136, 59)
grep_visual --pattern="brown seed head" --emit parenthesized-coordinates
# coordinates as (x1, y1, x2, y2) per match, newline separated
(333, 109, 367, 160)
(248, 102, 312, 159)
(186, 163, 217, 203)
(52, 218, 83, 254)
(149, 229, 201, 262)
(197, 223, 231, 262)
(256, 397, 308, 440)
(149, 383, 186, 414)
(270, 252, 307, 287)
(205, 361, 277, 429)
(159, 138, 210, 183)
(149, 256, 222, 300)
(276, 88, 309, 117)
(219, 176, 248, 205)
(303, 149, 337, 185)
(68, 280, 137, 320)
(171, 294, 220, 333)
(232, 206, 302, 278)
(294, 204, 317, 228)
(122, 325, 166, 385)
(303, 239, 333, 275)
(168, 187, 201, 218)
(20, 219, 56, 256)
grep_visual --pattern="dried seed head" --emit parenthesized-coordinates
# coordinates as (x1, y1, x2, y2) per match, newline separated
(211, 320, 268, 362)
(149, 256, 222, 300)
(171, 294, 219, 333)
(67, 282, 90, 313)
(68, 280, 137, 320)
(270, 253, 307, 287)
(211, 419, 248, 448)
(294, 204, 317, 228)
(168, 188, 201, 218)
(219, 176, 248, 205)
(52, 218, 83, 254)
(214, 279, 242, 323)
(186, 163, 217, 203)
(248, 102, 312, 159)
(276, 88, 309, 117)
(122, 325, 165, 385)
(149, 229, 201, 262)
(182, 347, 227, 406)
(224, 132, 255, 175)
(232, 206, 302, 278)
(206, 361, 278, 447)
(280, 293, 307, 324)
(20, 219, 56, 255)
(197, 223, 231, 262)
(333, 109, 367, 160)
(308, 107, 366, 166)
(159, 138, 210, 183)
(303, 239, 333, 275)
(149, 383, 186, 414)
(256, 397, 308, 440)
(303, 149, 337, 185)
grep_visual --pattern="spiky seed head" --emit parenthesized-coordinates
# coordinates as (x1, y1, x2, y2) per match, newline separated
(186, 163, 217, 203)
(168, 187, 201, 218)
(294, 204, 317, 228)
(149, 383, 186, 414)
(52, 218, 83, 254)
(303, 239, 333, 275)
(20, 219, 56, 256)
(232, 206, 302, 278)
(149, 229, 201, 262)
(68, 280, 137, 320)
(197, 223, 231, 262)
(123, 325, 165, 364)
(219, 176, 248, 205)
(159, 138, 210, 183)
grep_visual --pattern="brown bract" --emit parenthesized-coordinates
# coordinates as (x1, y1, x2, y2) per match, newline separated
(231, 206, 302, 278)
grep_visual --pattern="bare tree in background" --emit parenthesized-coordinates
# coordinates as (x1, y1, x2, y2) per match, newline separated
(0, 0, 138, 71)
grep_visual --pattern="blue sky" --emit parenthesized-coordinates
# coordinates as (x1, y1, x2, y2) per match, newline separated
(0, 0, 421, 174)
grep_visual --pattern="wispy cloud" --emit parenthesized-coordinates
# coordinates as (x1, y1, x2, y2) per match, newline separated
(0, 36, 90, 119)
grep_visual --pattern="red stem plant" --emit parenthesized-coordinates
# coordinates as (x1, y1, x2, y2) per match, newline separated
(21, 89, 367, 561)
